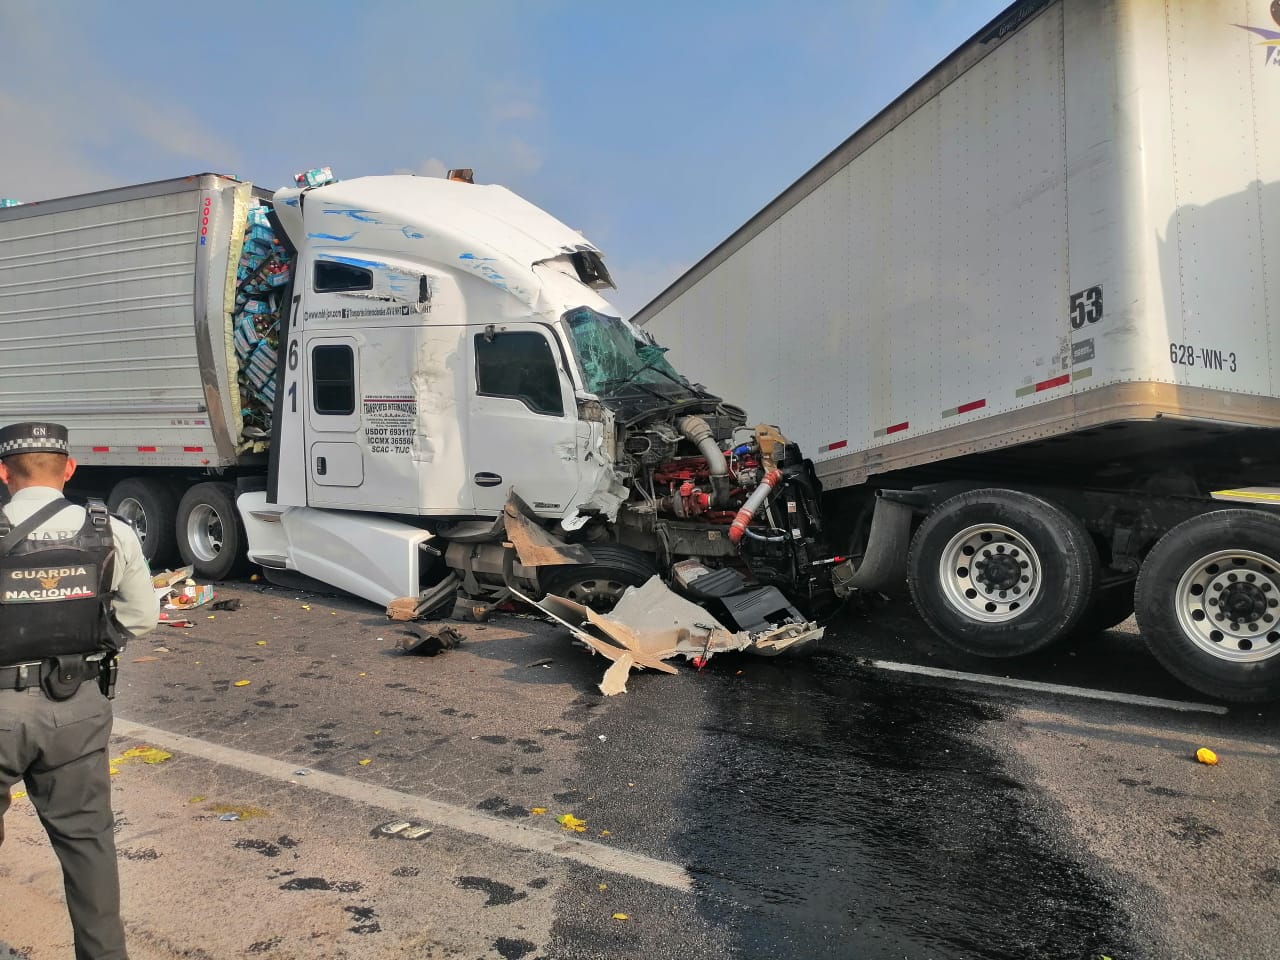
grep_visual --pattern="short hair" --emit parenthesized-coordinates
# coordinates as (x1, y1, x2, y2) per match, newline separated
(3, 451, 68, 482)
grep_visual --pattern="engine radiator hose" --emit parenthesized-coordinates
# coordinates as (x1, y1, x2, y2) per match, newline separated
(728, 469, 783, 545)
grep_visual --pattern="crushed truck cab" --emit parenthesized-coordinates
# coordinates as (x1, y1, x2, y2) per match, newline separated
(237, 174, 838, 625)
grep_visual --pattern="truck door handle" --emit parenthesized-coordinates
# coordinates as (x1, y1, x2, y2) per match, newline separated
(316, 456, 328, 476)
(474, 472, 502, 487)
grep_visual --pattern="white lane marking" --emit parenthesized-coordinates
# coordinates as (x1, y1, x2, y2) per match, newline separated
(112, 718, 693, 893)
(865, 660, 1229, 715)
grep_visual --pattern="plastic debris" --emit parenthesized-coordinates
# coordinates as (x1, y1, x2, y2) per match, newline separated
(256, 640, 266, 646)
(598, 883, 607, 891)
(530, 807, 547, 815)
(293, 769, 311, 777)
(1196, 747, 1219, 765)
(358, 759, 372, 766)
(402, 825, 432, 840)
(376, 821, 413, 837)
(113, 746, 172, 766)
(524, 658, 554, 668)
(234, 680, 251, 687)
(612, 914, 629, 921)
(219, 813, 241, 822)
(0, 199, 22, 207)
(396, 624, 464, 657)
(556, 813, 587, 833)
(294, 166, 336, 188)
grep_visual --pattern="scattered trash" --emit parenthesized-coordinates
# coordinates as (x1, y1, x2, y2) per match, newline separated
(1196, 748, 1219, 765)
(219, 813, 241, 822)
(530, 807, 547, 815)
(373, 820, 432, 840)
(301, 604, 312, 611)
(597, 735, 608, 742)
(210, 598, 243, 612)
(293, 770, 311, 777)
(256, 640, 266, 646)
(112, 746, 172, 766)
(208, 803, 269, 820)
(598, 883, 607, 891)
(556, 814, 587, 833)
(396, 624, 464, 657)
(599, 830, 611, 837)
(612, 913, 629, 921)
(386, 574, 460, 621)
(524, 658, 554, 669)
(234, 680, 251, 687)
(152, 647, 170, 654)
(358, 759, 372, 766)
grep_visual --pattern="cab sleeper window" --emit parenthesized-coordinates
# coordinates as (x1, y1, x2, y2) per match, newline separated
(314, 261, 373, 293)
(474, 332, 564, 417)
(312, 345, 355, 415)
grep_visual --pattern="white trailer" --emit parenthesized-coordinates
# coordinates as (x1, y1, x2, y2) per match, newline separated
(0, 174, 272, 575)
(635, 0, 1280, 701)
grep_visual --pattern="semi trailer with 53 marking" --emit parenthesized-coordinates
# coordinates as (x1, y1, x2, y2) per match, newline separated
(635, 0, 1280, 701)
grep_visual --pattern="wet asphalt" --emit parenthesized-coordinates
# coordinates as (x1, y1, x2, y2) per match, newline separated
(5, 581, 1278, 959)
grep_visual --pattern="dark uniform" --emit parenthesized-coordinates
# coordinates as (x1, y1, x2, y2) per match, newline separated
(0, 422, 158, 960)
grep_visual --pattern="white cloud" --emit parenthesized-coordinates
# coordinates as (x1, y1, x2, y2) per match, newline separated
(0, 2, 240, 199)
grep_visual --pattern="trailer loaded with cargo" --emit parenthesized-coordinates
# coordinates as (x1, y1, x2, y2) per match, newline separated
(0, 169, 844, 650)
(634, 0, 1280, 700)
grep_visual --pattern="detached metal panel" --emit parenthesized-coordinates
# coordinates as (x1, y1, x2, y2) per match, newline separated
(0, 175, 246, 466)
(637, 0, 1280, 489)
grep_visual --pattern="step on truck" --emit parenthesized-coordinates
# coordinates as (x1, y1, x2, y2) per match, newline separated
(634, 0, 1280, 701)
(0, 171, 842, 633)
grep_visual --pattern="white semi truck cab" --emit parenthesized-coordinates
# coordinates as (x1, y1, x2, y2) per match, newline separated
(238, 174, 836, 611)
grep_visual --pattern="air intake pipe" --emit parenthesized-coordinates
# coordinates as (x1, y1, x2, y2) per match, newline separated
(676, 415, 732, 508)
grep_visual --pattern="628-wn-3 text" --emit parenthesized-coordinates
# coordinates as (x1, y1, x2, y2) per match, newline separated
(1170, 343, 1237, 372)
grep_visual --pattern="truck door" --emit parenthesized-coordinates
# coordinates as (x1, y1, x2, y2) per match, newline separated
(303, 334, 365, 506)
(467, 326, 580, 517)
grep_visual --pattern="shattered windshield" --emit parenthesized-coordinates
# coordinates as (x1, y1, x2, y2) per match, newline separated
(564, 307, 696, 401)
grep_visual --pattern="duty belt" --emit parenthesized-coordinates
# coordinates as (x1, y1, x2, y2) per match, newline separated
(0, 653, 103, 691)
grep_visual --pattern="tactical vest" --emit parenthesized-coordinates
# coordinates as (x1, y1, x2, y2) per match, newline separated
(0, 498, 117, 663)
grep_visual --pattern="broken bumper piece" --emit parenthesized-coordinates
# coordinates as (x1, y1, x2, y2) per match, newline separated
(529, 577, 823, 695)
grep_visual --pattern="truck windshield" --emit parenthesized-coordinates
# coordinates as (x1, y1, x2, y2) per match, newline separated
(565, 308, 695, 400)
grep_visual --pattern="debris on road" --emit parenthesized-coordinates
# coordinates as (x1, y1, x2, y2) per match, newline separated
(395, 624, 464, 656)
(526, 576, 823, 695)
(233, 680, 251, 687)
(210, 598, 243, 612)
(218, 813, 241, 822)
(557, 813, 587, 833)
(1196, 747, 1219, 765)
(112, 746, 172, 766)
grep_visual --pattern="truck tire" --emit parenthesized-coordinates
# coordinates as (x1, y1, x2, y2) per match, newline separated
(539, 544, 658, 613)
(108, 478, 178, 568)
(1134, 509, 1280, 702)
(176, 482, 247, 581)
(907, 488, 1098, 657)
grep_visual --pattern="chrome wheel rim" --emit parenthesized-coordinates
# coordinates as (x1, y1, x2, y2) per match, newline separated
(186, 504, 224, 563)
(116, 497, 148, 546)
(938, 523, 1042, 623)
(558, 577, 629, 613)
(1175, 549, 1280, 663)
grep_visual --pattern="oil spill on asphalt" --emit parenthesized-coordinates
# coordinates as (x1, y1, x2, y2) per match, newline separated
(673, 655, 1138, 960)
(455, 876, 528, 906)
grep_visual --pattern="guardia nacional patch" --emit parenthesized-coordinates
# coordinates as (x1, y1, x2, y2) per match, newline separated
(1, 564, 99, 602)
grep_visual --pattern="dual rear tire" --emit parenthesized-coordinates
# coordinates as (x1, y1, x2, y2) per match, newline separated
(108, 477, 246, 580)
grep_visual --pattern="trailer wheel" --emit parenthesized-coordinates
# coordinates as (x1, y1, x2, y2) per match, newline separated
(539, 544, 657, 613)
(108, 478, 178, 568)
(907, 489, 1097, 657)
(176, 482, 247, 581)
(1135, 510, 1280, 702)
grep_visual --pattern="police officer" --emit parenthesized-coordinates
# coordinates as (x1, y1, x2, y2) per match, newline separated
(0, 422, 158, 960)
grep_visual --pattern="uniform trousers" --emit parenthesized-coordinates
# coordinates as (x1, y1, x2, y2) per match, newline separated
(0, 680, 125, 960)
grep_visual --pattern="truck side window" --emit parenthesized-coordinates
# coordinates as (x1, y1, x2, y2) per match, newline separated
(474, 332, 564, 417)
(312, 345, 355, 415)
(314, 261, 372, 293)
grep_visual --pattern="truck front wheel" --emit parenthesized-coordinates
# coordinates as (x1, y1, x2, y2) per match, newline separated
(907, 489, 1098, 657)
(1135, 509, 1280, 702)
(176, 482, 247, 581)
(539, 544, 657, 613)
(108, 477, 178, 568)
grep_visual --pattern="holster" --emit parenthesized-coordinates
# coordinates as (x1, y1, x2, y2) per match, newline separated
(98, 655, 119, 700)
(40, 655, 89, 701)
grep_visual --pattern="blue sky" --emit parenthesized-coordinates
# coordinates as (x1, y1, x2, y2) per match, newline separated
(1, 0, 1010, 315)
